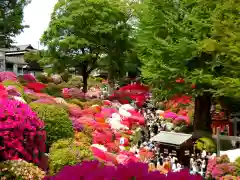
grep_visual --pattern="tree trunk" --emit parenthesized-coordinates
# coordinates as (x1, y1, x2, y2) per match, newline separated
(82, 73, 88, 93)
(108, 70, 114, 94)
(193, 93, 212, 137)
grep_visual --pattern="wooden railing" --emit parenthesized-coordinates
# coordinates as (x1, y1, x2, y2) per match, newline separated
(212, 113, 240, 156)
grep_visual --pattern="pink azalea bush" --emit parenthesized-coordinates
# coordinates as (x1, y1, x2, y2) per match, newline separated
(0, 72, 17, 82)
(5, 85, 21, 96)
(62, 88, 85, 99)
(0, 99, 46, 166)
(206, 156, 238, 179)
(45, 160, 202, 180)
(23, 74, 37, 82)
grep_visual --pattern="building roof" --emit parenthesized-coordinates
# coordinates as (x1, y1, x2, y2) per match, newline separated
(150, 131, 192, 146)
(7, 44, 36, 52)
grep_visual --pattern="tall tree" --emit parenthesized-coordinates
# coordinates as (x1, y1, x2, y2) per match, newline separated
(0, 0, 30, 48)
(41, 0, 131, 93)
(137, 0, 240, 134)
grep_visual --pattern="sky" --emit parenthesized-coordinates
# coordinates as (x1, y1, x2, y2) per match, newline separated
(14, 0, 58, 49)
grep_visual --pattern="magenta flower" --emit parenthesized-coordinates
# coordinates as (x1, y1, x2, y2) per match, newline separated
(45, 160, 202, 180)
(0, 99, 46, 168)
(163, 112, 178, 119)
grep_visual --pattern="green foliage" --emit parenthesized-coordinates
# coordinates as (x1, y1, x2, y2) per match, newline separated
(67, 99, 85, 108)
(235, 157, 240, 166)
(29, 103, 74, 150)
(43, 83, 62, 97)
(137, 0, 240, 100)
(88, 76, 102, 87)
(23, 93, 39, 104)
(49, 138, 94, 175)
(60, 72, 72, 82)
(194, 137, 216, 153)
(75, 128, 93, 146)
(0, 0, 30, 48)
(2, 80, 24, 94)
(17, 75, 27, 85)
(132, 128, 141, 145)
(0, 160, 45, 180)
(36, 73, 51, 84)
(66, 76, 83, 88)
(41, 0, 133, 92)
(87, 99, 103, 106)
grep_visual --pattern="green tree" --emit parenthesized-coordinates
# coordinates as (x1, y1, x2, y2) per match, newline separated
(137, 0, 240, 134)
(0, 0, 30, 48)
(41, 0, 132, 93)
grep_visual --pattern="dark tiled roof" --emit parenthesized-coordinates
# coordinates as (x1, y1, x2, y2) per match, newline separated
(151, 131, 192, 145)
(8, 44, 35, 52)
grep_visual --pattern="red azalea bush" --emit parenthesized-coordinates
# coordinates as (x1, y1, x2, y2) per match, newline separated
(109, 83, 149, 107)
(0, 72, 17, 82)
(26, 82, 47, 93)
(0, 99, 46, 166)
(45, 160, 202, 180)
(23, 74, 37, 82)
(0, 84, 8, 99)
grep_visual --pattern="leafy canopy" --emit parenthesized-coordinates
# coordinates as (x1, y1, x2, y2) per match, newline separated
(137, 0, 240, 100)
(41, 0, 131, 73)
(0, 0, 30, 48)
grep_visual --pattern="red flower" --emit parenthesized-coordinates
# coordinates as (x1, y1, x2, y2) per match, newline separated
(191, 84, 196, 89)
(0, 84, 8, 99)
(26, 82, 46, 93)
(176, 78, 185, 83)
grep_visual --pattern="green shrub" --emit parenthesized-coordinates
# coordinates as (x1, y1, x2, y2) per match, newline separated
(49, 138, 94, 175)
(23, 93, 39, 104)
(66, 76, 83, 88)
(235, 157, 240, 166)
(29, 103, 74, 150)
(67, 98, 85, 108)
(194, 137, 216, 153)
(17, 75, 27, 86)
(2, 80, 24, 94)
(60, 72, 72, 82)
(87, 99, 103, 106)
(0, 160, 45, 180)
(36, 73, 51, 84)
(43, 83, 62, 97)
(57, 82, 68, 88)
(88, 76, 102, 87)
(74, 126, 93, 146)
(94, 77, 104, 82)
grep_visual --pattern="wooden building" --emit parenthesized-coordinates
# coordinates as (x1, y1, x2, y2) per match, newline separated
(1, 44, 42, 75)
(151, 131, 193, 167)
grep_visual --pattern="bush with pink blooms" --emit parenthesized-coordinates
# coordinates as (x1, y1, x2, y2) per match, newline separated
(45, 160, 202, 180)
(206, 155, 239, 179)
(0, 99, 46, 167)
(23, 74, 37, 82)
(0, 72, 17, 82)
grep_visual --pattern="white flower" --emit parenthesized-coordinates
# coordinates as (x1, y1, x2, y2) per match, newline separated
(91, 144, 107, 152)
(13, 96, 26, 103)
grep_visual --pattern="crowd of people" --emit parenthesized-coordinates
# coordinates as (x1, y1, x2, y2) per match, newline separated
(99, 80, 214, 176)
(132, 99, 214, 176)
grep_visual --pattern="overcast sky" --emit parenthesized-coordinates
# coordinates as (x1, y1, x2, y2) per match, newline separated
(14, 0, 58, 49)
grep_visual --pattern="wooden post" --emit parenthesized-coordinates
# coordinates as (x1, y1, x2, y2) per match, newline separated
(232, 117, 238, 147)
(216, 127, 220, 156)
